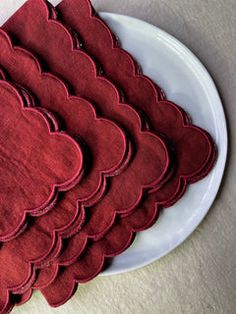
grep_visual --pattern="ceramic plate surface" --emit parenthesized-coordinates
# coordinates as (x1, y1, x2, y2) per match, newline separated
(0, 4, 227, 276)
(99, 12, 227, 275)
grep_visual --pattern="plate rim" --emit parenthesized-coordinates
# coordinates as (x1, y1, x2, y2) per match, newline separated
(99, 12, 228, 276)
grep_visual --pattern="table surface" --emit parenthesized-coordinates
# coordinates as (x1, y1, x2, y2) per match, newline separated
(7, 0, 236, 313)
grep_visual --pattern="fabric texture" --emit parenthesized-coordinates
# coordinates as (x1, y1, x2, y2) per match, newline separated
(0, 30, 129, 312)
(2, 0, 171, 238)
(0, 0, 234, 313)
(0, 0, 216, 308)
(1, 0, 215, 246)
(0, 78, 84, 241)
(45, 1, 234, 314)
(0, 27, 128, 264)
(1, 1, 169, 258)
(0, 0, 217, 310)
(29, 0, 216, 302)
(0, 79, 84, 311)
(0, 0, 171, 310)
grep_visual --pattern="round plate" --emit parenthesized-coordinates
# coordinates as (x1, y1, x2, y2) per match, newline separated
(100, 13, 227, 275)
(0, 4, 227, 277)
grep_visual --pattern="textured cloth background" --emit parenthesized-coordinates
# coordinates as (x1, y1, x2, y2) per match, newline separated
(10, 0, 236, 313)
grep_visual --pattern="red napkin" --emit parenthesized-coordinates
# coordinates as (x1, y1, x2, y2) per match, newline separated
(0, 0, 217, 310)
(0, 33, 130, 311)
(0, 15, 170, 313)
(0, 27, 129, 242)
(2, 0, 171, 237)
(23, 0, 217, 262)
(13, 0, 216, 306)
(56, 0, 217, 184)
(0, 78, 85, 311)
(0, 76, 83, 242)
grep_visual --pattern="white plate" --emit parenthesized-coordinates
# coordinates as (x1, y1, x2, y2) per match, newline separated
(99, 13, 227, 275)
(0, 5, 227, 276)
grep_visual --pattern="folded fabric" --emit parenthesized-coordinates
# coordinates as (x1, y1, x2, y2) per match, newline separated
(14, 0, 216, 306)
(0, 25, 130, 213)
(0, 78, 84, 311)
(0, 76, 83, 242)
(56, 0, 217, 185)
(22, 0, 217, 264)
(0, 27, 129, 240)
(2, 0, 171, 237)
(0, 36, 130, 310)
(0, 17, 170, 314)
(39, 162, 214, 307)
(0, 0, 217, 310)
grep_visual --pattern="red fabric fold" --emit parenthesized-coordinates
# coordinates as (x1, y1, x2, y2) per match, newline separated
(0, 78, 83, 241)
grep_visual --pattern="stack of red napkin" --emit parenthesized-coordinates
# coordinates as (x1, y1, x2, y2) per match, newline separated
(0, 0, 216, 312)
